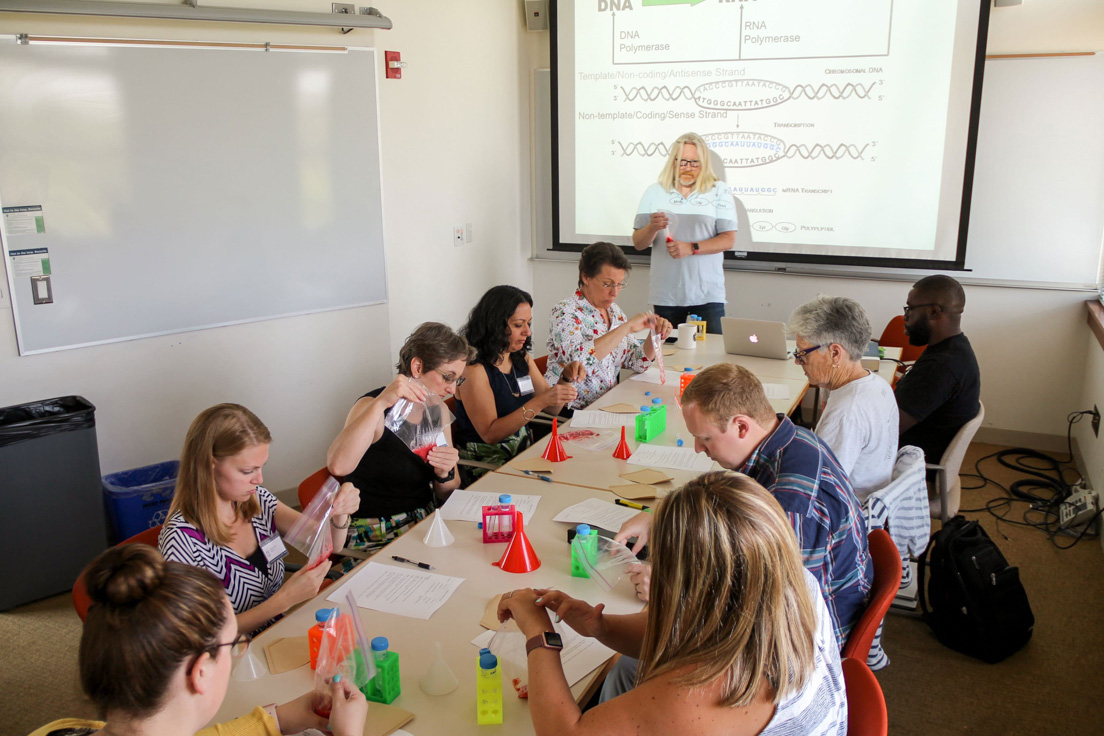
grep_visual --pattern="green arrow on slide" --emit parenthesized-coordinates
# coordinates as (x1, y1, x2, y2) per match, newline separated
(643, 0, 708, 6)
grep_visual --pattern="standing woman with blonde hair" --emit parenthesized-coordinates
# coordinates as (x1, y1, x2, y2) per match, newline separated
(160, 404, 360, 634)
(632, 132, 737, 333)
(496, 471, 847, 736)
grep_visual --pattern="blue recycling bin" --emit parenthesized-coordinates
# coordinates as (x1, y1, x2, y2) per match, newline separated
(103, 461, 179, 543)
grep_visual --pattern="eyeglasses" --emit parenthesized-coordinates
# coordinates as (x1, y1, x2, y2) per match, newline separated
(903, 302, 940, 316)
(599, 280, 627, 291)
(434, 368, 466, 387)
(678, 159, 702, 169)
(187, 632, 251, 675)
(792, 344, 823, 364)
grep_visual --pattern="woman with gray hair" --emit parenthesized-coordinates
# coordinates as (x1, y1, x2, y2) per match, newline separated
(789, 295, 898, 500)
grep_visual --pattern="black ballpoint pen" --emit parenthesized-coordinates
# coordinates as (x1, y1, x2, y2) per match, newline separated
(392, 555, 435, 570)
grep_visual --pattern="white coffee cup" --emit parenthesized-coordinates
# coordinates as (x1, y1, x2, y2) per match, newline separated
(677, 323, 697, 350)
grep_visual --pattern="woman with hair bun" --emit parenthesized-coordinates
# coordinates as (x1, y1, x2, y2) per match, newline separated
(160, 404, 360, 634)
(30, 545, 367, 736)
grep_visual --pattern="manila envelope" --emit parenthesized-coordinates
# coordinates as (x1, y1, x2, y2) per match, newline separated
(619, 468, 674, 485)
(662, 348, 676, 356)
(668, 363, 703, 372)
(263, 635, 309, 675)
(610, 483, 661, 500)
(482, 593, 504, 630)
(600, 403, 642, 414)
(510, 458, 555, 473)
(366, 702, 415, 736)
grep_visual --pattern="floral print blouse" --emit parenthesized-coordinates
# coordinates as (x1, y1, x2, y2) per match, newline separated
(544, 290, 651, 409)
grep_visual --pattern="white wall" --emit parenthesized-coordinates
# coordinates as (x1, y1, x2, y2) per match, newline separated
(0, 0, 533, 495)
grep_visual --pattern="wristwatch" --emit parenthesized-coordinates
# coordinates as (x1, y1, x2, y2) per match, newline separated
(691, 242, 700, 253)
(525, 631, 564, 656)
(434, 467, 455, 483)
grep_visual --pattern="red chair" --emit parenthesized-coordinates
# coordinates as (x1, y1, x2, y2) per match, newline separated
(298, 466, 331, 510)
(842, 529, 902, 663)
(534, 354, 549, 375)
(72, 525, 163, 621)
(878, 315, 926, 386)
(842, 657, 888, 736)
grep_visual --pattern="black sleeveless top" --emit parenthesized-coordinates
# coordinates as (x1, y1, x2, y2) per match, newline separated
(453, 360, 533, 446)
(341, 388, 438, 518)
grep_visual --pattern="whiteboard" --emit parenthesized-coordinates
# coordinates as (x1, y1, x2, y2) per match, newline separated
(535, 54, 1104, 289)
(0, 38, 387, 354)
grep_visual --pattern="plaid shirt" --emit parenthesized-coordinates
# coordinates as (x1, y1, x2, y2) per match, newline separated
(740, 415, 872, 648)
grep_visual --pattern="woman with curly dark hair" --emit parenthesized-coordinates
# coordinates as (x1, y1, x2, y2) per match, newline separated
(453, 285, 585, 479)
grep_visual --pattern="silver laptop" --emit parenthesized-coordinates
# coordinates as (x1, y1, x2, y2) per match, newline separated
(721, 317, 789, 360)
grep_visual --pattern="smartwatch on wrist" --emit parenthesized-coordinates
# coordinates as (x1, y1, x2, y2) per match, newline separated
(435, 467, 455, 483)
(525, 631, 564, 656)
(691, 242, 700, 253)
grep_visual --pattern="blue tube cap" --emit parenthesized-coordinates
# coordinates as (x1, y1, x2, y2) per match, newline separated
(677, 438, 684, 447)
(644, 391, 651, 396)
(498, 494, 512, 504)
(315, 607, 339, 623)
(651, 397, 662, 404)
(576, 524, 591, 535)
(480, 652, 498, 670)
(683, 366, 693, 372)
(371, 636, 389, 652)
(640, 406, 649, 411)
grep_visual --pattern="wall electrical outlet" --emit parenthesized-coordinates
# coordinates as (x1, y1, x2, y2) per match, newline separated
(453, 226, 465, 246)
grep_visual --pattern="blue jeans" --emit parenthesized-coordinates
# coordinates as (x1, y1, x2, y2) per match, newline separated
(653, 302, 725, 335)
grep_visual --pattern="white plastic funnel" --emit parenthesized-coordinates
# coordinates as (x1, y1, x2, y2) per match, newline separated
(419, 641, 459, 695)
(423, 510, 455, 547)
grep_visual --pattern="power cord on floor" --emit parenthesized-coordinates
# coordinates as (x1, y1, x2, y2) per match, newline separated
(958, 410, 1098, 548)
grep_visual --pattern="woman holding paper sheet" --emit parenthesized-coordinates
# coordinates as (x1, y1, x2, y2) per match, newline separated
(31, 544, 368, 736)
(453, 285, 585, 481)
(327, 322, 469, 552)
(496, 472, 846, 736)
(160, 404, 359, 635)
(545, 243, 672, 410)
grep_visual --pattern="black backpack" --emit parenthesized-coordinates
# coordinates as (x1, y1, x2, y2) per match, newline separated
(918, 515, 1034, 663)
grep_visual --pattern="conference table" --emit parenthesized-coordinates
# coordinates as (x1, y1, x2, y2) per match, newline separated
(215, 336, 898, 735)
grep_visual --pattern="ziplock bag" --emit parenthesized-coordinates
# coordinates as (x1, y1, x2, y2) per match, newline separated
(573, 536, 640, 592)
(285, 475, 338, 569)
(560, 429, 617, 452)
(312, 595, 376, 715)
(384, 379, 456, 460)
(489, 619, 531, 698)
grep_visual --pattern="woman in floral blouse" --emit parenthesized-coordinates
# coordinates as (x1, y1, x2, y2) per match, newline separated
(545, 242, 673, 409)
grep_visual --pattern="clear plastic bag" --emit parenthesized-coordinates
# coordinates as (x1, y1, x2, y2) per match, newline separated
(285, 475, 338, 569)
(560, 429, 617, 452)
(574, 536, 640, 592)
(383, 379, 456, 460)
(312, 596, 376, 716)
(489, 620, 530, 699)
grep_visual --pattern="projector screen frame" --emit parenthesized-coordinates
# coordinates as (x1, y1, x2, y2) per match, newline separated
(548, 0, 993, 273)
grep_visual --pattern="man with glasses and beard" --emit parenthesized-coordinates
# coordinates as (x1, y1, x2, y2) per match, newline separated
(895, 274, 981, 462)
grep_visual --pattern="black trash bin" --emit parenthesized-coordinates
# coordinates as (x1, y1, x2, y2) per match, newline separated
(0, 395, 108, 610)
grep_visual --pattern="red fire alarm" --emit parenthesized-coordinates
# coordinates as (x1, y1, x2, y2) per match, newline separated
(385, 50, 402, 80)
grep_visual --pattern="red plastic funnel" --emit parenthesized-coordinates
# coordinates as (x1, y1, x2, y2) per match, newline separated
(612, 425, 633, 460)
(541, 418, 572, 462)
(493, 512, 541, 573)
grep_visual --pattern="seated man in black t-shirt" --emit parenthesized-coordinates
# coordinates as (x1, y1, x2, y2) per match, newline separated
(895, 274, 981, 463)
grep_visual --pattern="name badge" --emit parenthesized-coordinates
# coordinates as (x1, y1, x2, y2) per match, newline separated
(435, 431, 448, 447)
(516, 375, 535, 395)
(259, 533, 288, 563)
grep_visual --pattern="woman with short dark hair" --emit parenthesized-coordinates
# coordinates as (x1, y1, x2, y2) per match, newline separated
(453, 286, 584, 479)
(30, 544, 367, 736)
(545, 242, 672, 409)
(327, 322, 472, 552)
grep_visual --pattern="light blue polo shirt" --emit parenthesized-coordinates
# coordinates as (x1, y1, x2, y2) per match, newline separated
(634, 181, 738, 307)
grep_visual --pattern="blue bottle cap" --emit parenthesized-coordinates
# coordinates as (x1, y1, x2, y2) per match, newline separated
(480, 652, 498, 670)
(652, 397, 662, 403)
(576, 524, 591, 535)
(371, 636, 389, 652)
(677, 438, 684, 447)
(479, 647, 491, 656)
(644, 391, 651, 396)
(683, 366, 693, 372)
(315, 607, 339, 623)
(640, 406, 649, 411)
(498, 494, 512, 504)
